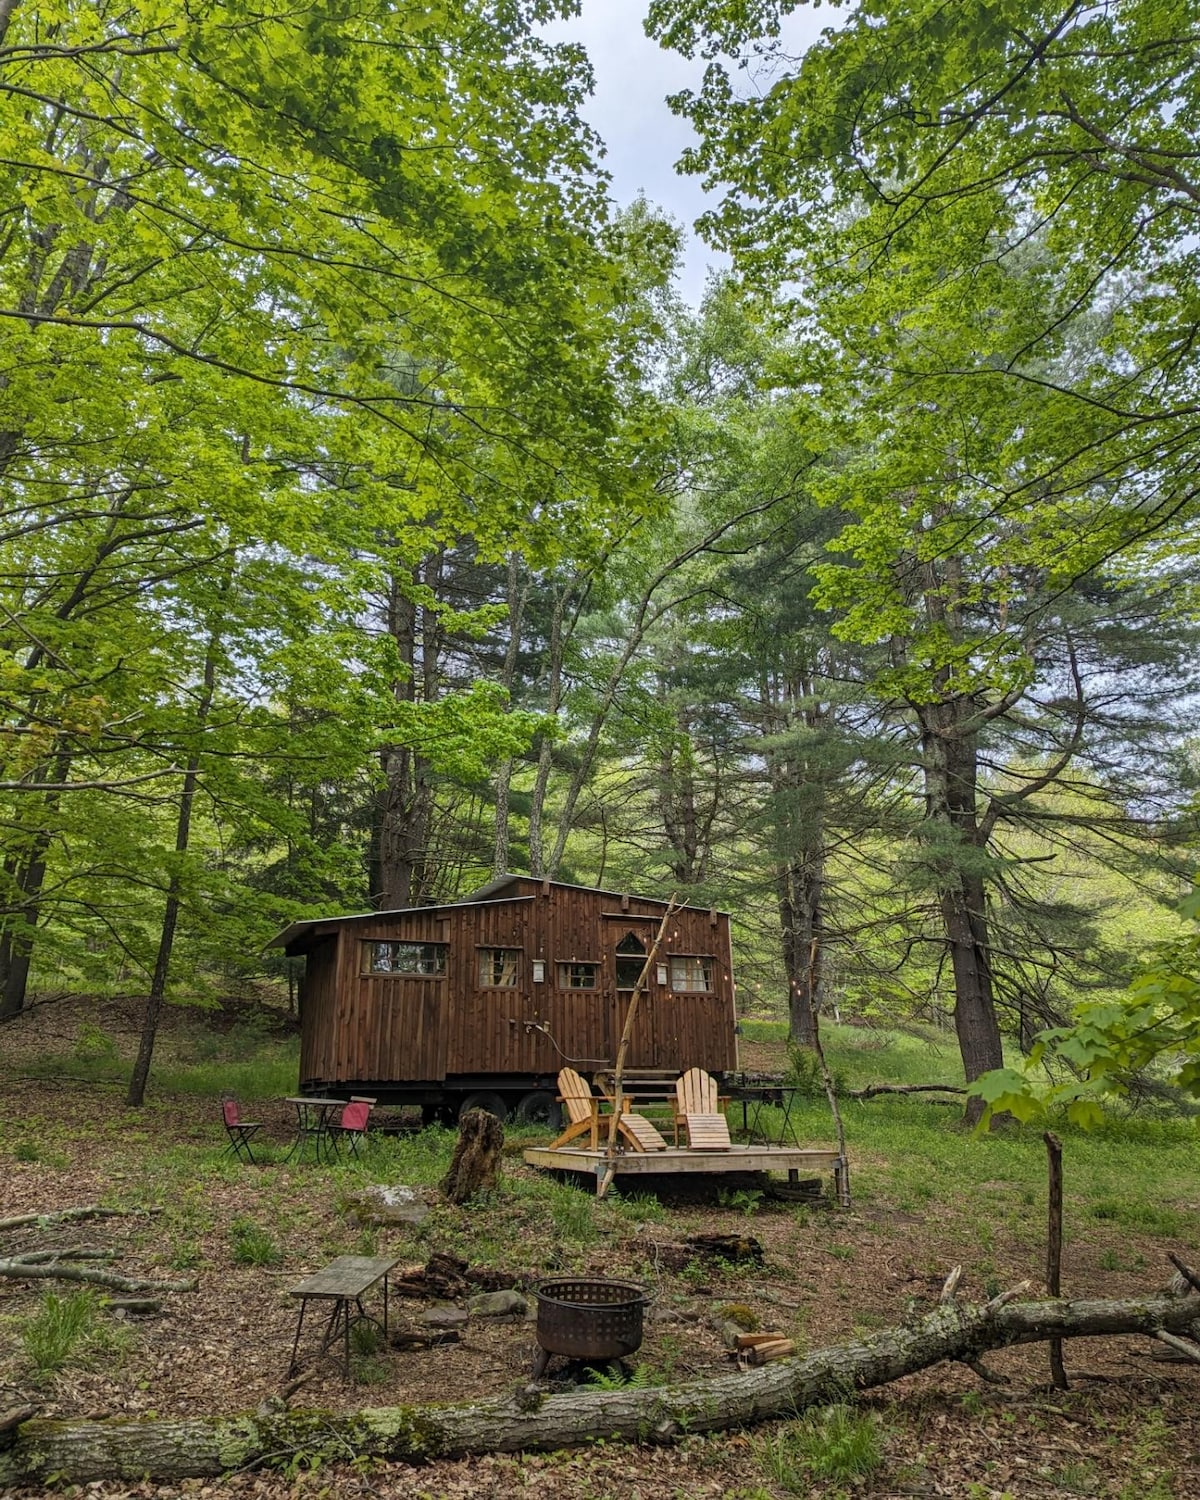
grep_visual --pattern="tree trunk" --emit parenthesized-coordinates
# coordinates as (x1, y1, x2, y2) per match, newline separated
(0, 750, 72, 1019)
(440, 1110, 504, 1203)
(1, 1292, 1196, 1486)
(375, 564, 439, 908)
(127, 620, 221, 1108)
(528, 581, 570, 877)
(492, 553, 527, 878)
(918, 694, 1003, 1122)
(779, 858, 821, 1049)
(940, 873, 1004, 1118)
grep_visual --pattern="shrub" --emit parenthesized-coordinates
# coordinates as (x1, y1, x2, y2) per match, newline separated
(229, 1217, 282, 1265)
(757, 1404, 884, 1492)
(21, 1290, 97, 1377)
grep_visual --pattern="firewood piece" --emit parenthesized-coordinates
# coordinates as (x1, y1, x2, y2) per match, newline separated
(388, 1253, 517, 1302)
(3, 1291, 1200, 1486)
(739, 1338, 796, 1367)
(735, 1332, 787, 1350)
(389, 1329, 462, 1351)
(683, 1233, 764, 1264)
(440, 1111, 504, 1204)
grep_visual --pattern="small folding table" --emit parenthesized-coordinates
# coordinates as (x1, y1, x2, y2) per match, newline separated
(287, 1254, 401, 1377)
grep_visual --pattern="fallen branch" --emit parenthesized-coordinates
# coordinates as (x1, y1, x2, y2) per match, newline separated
(0, 1206, 133, 1233)
(9, 1248, 118, 1265)
(1167, 1253, 1200, 1297)
(1154, 1331, 1200, 1366)
(1, 1290, 1197, 1485)
(0, 1259, 195, 1295)
(847, 1083, 966, 1101)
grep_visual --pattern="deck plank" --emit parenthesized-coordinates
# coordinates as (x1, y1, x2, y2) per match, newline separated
(523, 1144, 843, 1176)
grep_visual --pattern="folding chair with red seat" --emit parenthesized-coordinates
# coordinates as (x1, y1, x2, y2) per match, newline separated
(221, 1096, 262, 1164)
(327, 1099, 372, 1159)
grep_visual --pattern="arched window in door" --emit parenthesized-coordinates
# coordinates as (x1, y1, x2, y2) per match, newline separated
(614, 931, 647, 992)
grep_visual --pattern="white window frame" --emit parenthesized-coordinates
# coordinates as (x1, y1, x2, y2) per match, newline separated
(478, 946, 522, 988)
(669, 955, 715, 993)
(361, 940, 447, 976)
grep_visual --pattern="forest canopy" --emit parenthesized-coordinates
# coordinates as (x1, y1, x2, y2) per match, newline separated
(2, 0, 1199, 1113)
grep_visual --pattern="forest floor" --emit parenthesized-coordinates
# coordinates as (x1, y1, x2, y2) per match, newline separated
(0, 994, 1198, 1499)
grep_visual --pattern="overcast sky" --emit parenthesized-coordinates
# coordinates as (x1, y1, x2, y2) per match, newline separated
(546, 2, 830, 306)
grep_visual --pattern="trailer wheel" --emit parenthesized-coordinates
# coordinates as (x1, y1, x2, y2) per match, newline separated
(457, 1091, 509, 1123)
(513, 1090, 562, 1128)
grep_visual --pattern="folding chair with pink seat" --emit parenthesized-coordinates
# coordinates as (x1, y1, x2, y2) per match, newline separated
(221, 1096, 262, 1164)
(326, 1099, 372, 1159)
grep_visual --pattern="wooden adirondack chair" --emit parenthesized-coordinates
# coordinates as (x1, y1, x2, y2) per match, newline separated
(550, 1067, 668, 1152)
(675, 1067, 732, 1149)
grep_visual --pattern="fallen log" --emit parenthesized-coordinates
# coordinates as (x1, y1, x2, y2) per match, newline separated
(0, 1259, 195, 1295)
(1, 1290, 1197, 1486)
(847, 1083, 966, 1101)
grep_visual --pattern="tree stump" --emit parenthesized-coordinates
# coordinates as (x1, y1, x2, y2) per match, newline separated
(440, 1109, 504, 1203)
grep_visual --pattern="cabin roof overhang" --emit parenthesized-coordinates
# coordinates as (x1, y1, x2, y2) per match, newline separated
(266, 876, 729, 957)
(266, 895, 536, 955)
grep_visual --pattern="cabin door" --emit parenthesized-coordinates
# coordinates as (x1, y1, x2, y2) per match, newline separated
(612, 930, 658, 1067)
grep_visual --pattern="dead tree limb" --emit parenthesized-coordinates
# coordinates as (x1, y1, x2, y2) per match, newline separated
(0, 1206, 133, 1232)
(1, 1290, 1197, 1486)
(0, 1259, 195, 1294)
(8, 1248, 118, 1265)
(1154, 1331, 1200, 1364)
(847, 1083, 967, 1101)
(1168, 1253, 1200, 1296)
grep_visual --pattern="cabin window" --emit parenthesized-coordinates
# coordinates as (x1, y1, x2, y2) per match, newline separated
(362, 941, 446, 976)
(669, 955, 714, 993)
(478, 947, 521, 987)
(615, 931, 647, 991)
(557, 960, 599, 990)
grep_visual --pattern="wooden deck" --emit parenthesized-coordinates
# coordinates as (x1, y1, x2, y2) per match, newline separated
(523, 1141, 846, 1186)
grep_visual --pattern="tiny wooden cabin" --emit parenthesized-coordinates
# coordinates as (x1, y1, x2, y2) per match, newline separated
(269, 876, 738, 1116)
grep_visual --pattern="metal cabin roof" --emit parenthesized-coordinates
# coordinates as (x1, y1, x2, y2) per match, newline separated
(265, 874, 728, 954)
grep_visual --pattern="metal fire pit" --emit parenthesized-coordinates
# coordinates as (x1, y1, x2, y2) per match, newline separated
(531, 1277, 651, 1378)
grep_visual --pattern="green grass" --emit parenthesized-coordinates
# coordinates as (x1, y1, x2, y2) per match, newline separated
(229, 1217, 282, 1265)
(734, 1021, 1199, 1251)
(757, 1404, 885, 1492)
(20, 1290, 98, 1377)
(15, 1026, 300, 1098)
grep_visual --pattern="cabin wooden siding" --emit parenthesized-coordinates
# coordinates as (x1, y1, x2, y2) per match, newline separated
(296, 937, 337, 1086)
(293, 879, 737, 1089)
